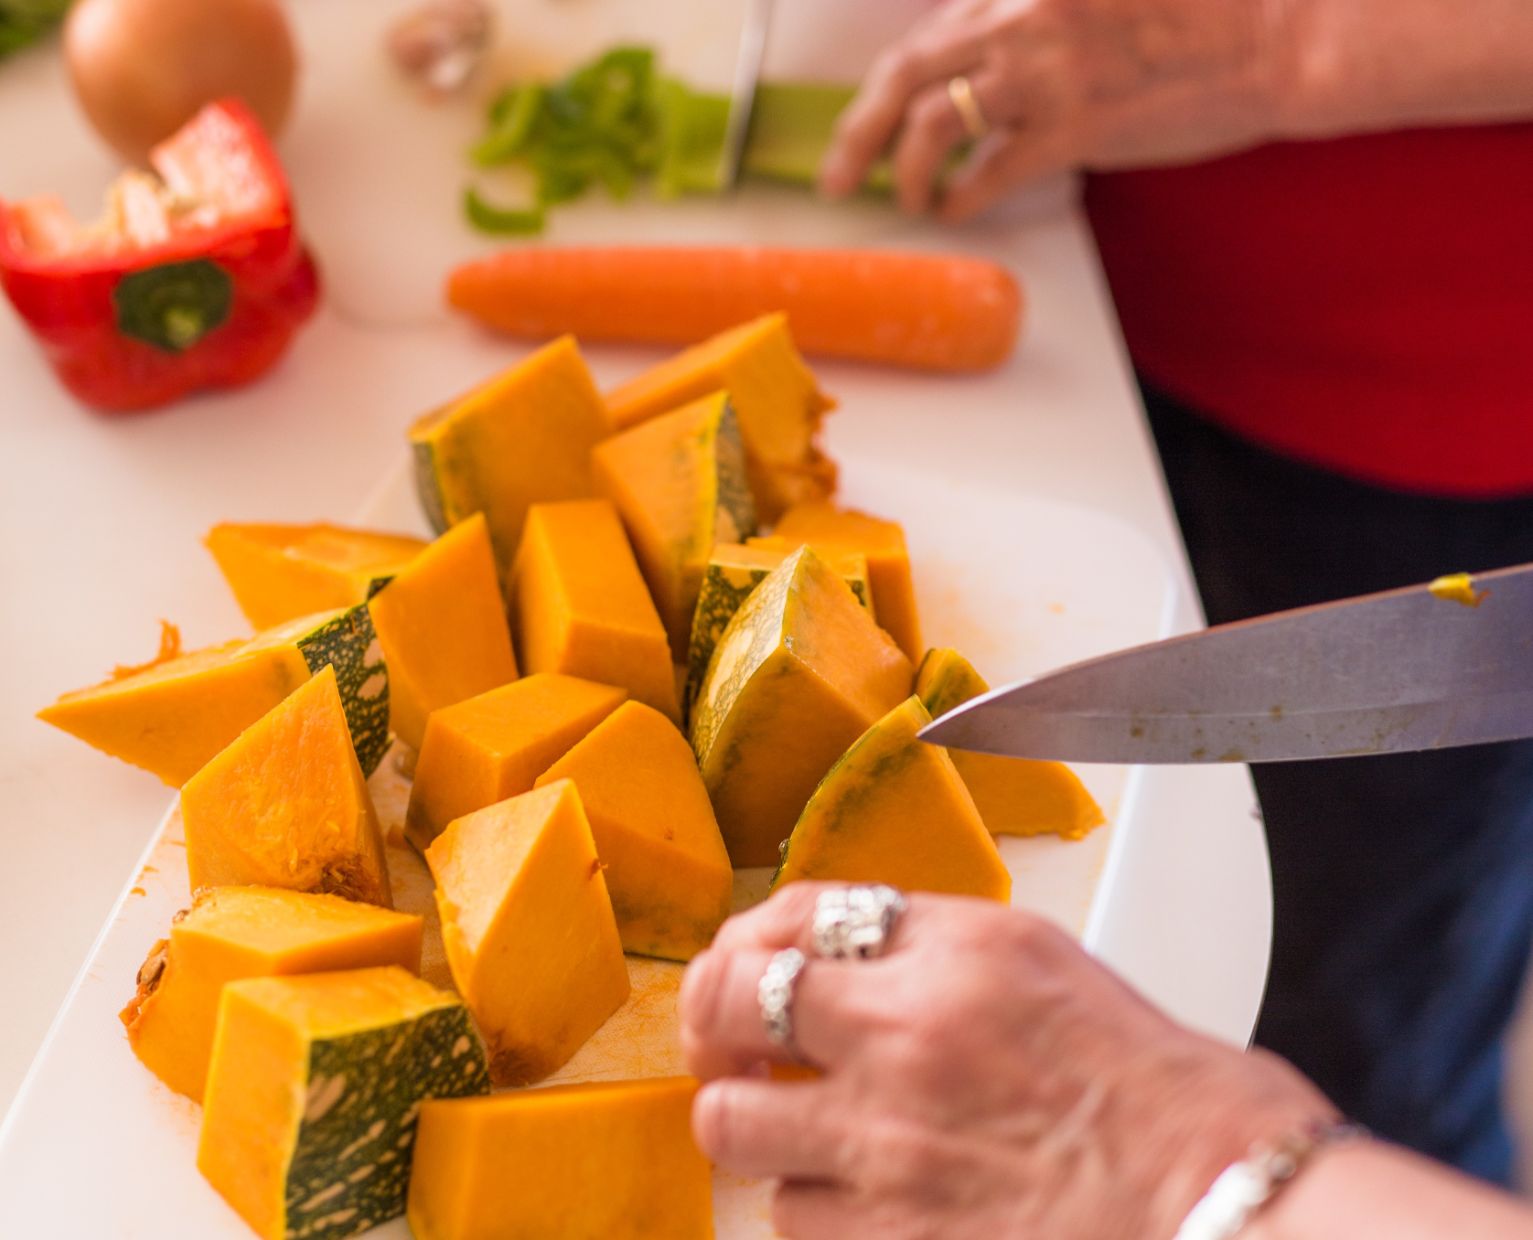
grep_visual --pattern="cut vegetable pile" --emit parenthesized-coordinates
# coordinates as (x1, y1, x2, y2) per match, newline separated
(40, 311, 1101, 1239)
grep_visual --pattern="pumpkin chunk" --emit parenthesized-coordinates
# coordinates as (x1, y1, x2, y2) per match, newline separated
(511, 500, 677, 721)
(766, 502, 924, 661)
(182, 666, 394, 907)
(369, 514, 519, 752)
(691, 547, 911, 867)
(535, 702, 732, 960)
(775, 696, 1011, 901)
(39, 603, 390, 785)
(408, 1078, 710, 1240)
(605, 313, 836, 521)
(916, 647, 1105, 840)
(425, 781, 630, 1085)
(120, 886, 422, 1103)
(685, 540, 873, 715)
(404, 673, 627, 852)
(198, 967, 490, 1240)
(593, 391, 758, 660)
(409, 336, 611, 581)
(205, 521, 427, 630)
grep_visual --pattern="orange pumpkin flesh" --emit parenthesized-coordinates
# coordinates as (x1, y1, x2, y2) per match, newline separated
(511, 500, 678, 722)
(408, 1078, 710, 1240)
(604, 313, 836, 521)
(425, 781, 630, 1086)
(404, 673, 627, 852)
(180, 666, 393, 907)
(536, 702, 732, 960)
(369, 513, 519, 752)
(775, 695, 1011, 902)
(121, 886, 422, 1103)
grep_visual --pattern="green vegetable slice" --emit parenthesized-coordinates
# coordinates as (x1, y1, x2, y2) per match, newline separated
(462, 187, 546, 236)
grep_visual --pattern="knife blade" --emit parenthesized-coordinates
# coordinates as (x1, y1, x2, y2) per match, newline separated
(721, 0, 776, 187)
(919, 566, 1533, 765)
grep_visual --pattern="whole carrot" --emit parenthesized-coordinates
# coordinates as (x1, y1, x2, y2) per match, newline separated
(445, 245, 1024, 373)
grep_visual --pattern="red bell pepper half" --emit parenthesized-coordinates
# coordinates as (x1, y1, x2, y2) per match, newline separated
(0, 98, 319, 411)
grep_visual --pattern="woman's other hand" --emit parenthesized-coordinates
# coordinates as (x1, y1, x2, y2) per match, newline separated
(822, 0, 1294, 221)
(680, 884, 1334, 1240)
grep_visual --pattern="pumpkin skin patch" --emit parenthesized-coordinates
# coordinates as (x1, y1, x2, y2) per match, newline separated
(369, 513, 519, 752)
(205, 521, 427, 631)
(916, 647, 1105, 841)
(404, 673, 627, 853)
(197, 967, 489, 1240)
(425, 781, 630, 1086)
(181, 666, 394, 908)
(774, 695, 1011, 902)
(408, 1077, 711, 1240)
(120, 886, 423, 1103)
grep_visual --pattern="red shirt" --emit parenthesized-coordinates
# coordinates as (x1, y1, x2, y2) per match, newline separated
(1083, 126, 1533, 498)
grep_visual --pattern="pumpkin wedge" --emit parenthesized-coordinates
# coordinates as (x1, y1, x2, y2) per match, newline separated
(775, 696, 1011, 901)
(120, 886, 423, 1103)
(691, 547, 912, 867)
(369, 514, 519, 752)
(409, 336, 611, 580)
(405, 673, 627, 852)
(511, 500, 678, 721)
(39, 602, 390, 785)
(605, 313, 836, 521)
(593, 391, 758, 660)
(409, 1078, 710, 1240)
(764, 502, 924, 660)
(198, 967, 490, 1240)
(685, 540, 873, 714)
(182, 666, 394, 907)
(425, 781, 630, 1085)
(916, 647, 1105, 840)
(535, 702, 732, 960)
(205, 521, 427, 630)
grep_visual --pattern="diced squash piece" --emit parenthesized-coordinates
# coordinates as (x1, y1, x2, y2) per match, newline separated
(198, 967, 490, 1240)
(369, 514, 519, 752)
(205, 521, 427, 630)
(691, 547, 911, 867)
(766, 502, 924, 660)
(511, 500, 677, 722)
(593, 391, 757, 660)
(404, 673, 627, 852)
(535, 702, 732, 960)
(408, 1078, 711, 1240)
(182, 667, 393, 907)
(916, 647, 1105, 840)
(120, 886, 423, 1103)
(605, 313, 836, 521)
(425, 781, 630, 1085)
(39, 603, 391, 785)
(409, 336, 612, 581)
(685, 540, 872, 713)
(775, 696, 1011, 901)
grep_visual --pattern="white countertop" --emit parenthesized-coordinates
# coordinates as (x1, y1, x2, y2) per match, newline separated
(0, 2, 1272, 1128)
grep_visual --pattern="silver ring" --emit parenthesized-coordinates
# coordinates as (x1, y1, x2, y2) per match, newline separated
(758, 947, 808, 1059)
(812, 885, 908, 960)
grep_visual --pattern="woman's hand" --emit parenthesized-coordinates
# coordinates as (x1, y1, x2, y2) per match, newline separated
(680, 884, 1335, 1240)
(822, 0, 1295, 221)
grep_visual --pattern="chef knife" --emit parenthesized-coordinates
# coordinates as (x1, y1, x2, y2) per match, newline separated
(919, 566, 1533, 764)
(720, 0, 776, 187)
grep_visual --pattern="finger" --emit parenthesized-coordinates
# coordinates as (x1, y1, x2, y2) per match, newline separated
(679, 946, 870, 1080)
(891, 70, 1011, 215)
(820, 30, 984, 198)
(692, 1077, 849, 1180)
(772, 1182, 869, 1240)
(938, 131, 1072, 223)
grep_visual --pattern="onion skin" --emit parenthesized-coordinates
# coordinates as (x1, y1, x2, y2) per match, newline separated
(64, 0, 297, 165)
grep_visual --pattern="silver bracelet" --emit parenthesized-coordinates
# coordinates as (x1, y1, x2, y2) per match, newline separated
(1173, 1119, 1366, 1240)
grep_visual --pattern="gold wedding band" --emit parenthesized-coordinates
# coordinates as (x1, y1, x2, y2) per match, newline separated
(947, 75, 989, 141)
